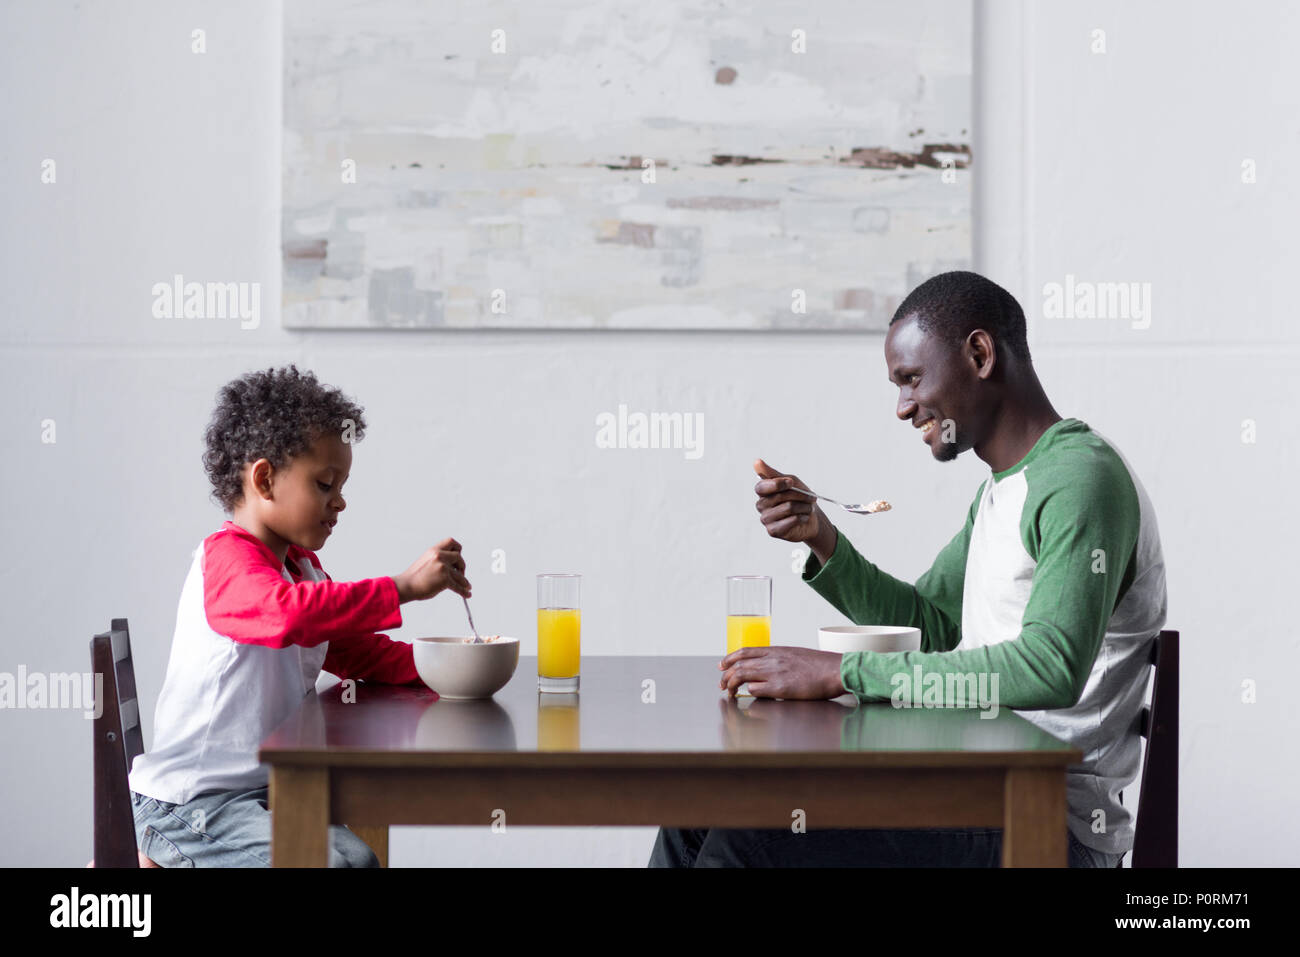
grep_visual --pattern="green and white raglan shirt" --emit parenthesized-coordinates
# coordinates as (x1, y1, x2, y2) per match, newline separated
(803, 418, 1167, 856)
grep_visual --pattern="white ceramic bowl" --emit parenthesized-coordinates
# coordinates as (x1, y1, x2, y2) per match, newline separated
(412, 637, 520, 700)
(818, 625, 922, 654)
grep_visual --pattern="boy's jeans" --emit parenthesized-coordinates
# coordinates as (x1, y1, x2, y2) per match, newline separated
(131, 788, 379, 867)
(649, 826, 1123, 868)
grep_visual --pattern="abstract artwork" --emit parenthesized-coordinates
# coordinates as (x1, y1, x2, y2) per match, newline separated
(282, 0, 971, 329)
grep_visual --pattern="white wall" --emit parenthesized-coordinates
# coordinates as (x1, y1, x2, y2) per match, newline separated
(2, 0, 1296, 866)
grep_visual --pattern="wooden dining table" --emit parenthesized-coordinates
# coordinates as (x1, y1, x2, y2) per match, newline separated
(259, 655, 1081, 867)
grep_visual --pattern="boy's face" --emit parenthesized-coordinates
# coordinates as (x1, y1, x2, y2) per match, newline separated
(244, 432, 352, 553)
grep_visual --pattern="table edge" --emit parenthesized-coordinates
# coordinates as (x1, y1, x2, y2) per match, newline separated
(257, 748, 1085, 769)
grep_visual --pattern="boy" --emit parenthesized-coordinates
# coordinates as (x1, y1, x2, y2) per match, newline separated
(129, 365, 470, 866)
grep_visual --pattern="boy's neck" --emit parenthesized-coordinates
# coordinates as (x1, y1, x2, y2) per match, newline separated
(229, 510, 291, 566)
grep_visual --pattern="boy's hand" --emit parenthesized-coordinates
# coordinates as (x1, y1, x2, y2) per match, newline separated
(393, 538, 471, 602)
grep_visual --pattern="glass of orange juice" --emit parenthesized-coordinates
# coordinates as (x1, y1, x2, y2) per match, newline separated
(726, 575, 772, 654)
(538, 574, 580, 693)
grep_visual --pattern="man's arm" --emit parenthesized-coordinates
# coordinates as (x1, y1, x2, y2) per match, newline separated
(803, 481, 983, 654)
(834, 466, 1140, 710)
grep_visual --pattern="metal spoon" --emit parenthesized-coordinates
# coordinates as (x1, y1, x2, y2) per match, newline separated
(462, 595, 483, 643)
(785, 485, 891, 515)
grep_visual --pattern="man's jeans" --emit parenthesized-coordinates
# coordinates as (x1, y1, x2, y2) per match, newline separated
(649, 826, 1123, 868)
(131, 788, 379, 867)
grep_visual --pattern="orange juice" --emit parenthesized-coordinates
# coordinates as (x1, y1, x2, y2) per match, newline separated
(726, 614, 771, 655)
(538, 607, 581, 677)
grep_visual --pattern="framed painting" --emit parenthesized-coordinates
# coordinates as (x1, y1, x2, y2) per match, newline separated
(282, 0, 971, 330)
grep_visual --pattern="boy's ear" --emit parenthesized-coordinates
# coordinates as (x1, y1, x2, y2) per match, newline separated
(248, 458, 275, 500)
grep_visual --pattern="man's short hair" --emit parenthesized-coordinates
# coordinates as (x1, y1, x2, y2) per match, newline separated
(890, 270, 1031, 363)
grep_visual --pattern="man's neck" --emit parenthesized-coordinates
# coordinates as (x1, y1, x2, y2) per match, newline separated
(975, 386, 1063, 474)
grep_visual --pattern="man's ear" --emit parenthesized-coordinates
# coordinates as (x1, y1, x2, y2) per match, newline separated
(968, 329, 997, 380)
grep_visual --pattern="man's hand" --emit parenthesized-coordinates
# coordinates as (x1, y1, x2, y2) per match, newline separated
(719, 646, 847, 699)
(753, 459, 838, 565)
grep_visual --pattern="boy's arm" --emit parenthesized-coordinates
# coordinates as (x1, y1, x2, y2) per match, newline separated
(304, 554, 424, 684)
(322, 633, 423, 685)
(802, 481, 983, 657)
(832, 466, 1141, 710)
(202, 531, 402, 649)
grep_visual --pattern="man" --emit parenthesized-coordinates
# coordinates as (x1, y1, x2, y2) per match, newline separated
(650, 270, 1167, 868)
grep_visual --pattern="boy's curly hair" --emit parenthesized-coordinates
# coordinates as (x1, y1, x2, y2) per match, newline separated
(203, 365, 366, 512)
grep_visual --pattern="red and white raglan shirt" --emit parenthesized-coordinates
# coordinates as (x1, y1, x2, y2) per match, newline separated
(129, 520, 424, 805)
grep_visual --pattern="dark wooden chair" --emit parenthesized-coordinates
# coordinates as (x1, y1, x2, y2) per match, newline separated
(89, 617, 389, 867)
(90, 618, 157, 867)
(1123, 629, 1179, 867)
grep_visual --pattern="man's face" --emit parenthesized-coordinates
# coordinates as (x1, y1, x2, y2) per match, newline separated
(254, 432, 352, 551)
(884, 314, 983, 462)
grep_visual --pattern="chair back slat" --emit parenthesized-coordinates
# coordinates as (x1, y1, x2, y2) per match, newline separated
(1132, 630, 1178, 868)
(110, 620, 131, 662)
(109, 620, 145, 766)
(119, 697, 142, 760)
(91, 619, 142, 867)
